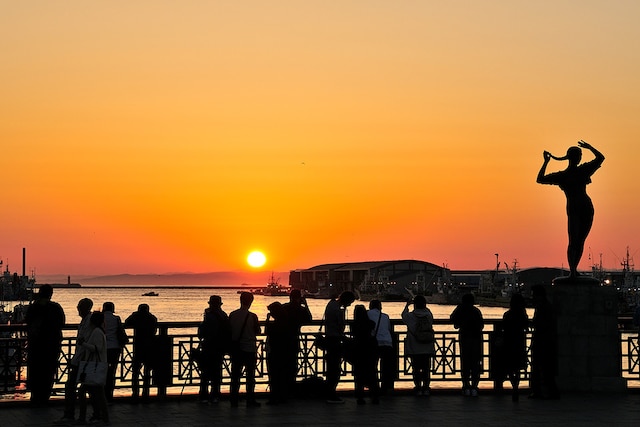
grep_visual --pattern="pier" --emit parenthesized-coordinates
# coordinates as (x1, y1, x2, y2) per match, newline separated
(1, 318, 640, 425)
(2, 319, 639, 395)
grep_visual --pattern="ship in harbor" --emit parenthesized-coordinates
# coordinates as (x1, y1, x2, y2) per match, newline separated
(256, 272, 291, 296)
(0, 248, 36, 303)
(0, 248, 36, 324)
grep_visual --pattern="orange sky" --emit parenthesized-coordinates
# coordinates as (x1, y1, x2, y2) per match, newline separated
(1, 2, 639, 277)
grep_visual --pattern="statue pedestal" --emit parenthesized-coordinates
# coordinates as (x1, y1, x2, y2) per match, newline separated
(551, 277, 626, 392)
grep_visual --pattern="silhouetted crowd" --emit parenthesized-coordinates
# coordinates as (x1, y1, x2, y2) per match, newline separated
(24, 284, 560, 425)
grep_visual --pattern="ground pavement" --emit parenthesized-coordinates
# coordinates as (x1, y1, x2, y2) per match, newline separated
(2, 391, 639, 427)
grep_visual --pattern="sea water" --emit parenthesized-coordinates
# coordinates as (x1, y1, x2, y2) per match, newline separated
(44, 286, 521, 323)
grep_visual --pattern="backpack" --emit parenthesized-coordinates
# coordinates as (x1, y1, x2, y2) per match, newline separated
(414, 316, 435, 343)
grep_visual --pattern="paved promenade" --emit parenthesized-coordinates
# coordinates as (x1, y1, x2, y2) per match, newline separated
(2, 390, 639, 427)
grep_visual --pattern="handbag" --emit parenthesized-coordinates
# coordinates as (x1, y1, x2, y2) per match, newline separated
(190, 344, 204, 366)
(117, 320, 129, 348)
(314, 333, 327, 351)
(341, 337, 356, 364)
(313, 315, 327, 350)
(78, 353, 108, 386)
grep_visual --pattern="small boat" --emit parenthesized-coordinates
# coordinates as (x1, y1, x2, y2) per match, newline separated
(257, 273, 290, 296)
(142, 291, 159, 297)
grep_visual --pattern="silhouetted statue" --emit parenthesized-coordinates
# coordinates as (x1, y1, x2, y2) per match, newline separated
(537, 140, 605, 277)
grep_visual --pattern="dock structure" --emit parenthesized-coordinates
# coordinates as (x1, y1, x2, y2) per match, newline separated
(289, 260, 449, 299)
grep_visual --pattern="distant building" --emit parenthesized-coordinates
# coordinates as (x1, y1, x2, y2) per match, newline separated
(289, 259, 450, 299)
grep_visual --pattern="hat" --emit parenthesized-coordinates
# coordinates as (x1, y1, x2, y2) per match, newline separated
(208, 295, 222, 306)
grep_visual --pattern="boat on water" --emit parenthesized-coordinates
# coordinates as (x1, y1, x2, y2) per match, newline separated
(142, 291, 159, 297)
(0, 249, 36, 326)
(252, 273, 290, 296)
(1, 264, 36, 303)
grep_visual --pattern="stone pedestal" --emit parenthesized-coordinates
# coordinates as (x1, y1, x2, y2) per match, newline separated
(551, 277, 626, 392)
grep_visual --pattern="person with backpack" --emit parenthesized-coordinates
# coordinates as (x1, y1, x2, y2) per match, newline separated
(450, 293, 484, 397)
(402, 295, 435, 396)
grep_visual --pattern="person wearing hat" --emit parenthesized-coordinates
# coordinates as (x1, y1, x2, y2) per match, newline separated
(197, 295, 230, 403)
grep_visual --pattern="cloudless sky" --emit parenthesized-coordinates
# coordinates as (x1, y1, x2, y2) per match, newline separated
(2, 1, 639, 277)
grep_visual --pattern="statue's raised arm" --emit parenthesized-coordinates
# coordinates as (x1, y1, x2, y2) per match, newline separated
(536, 141, 605, 278)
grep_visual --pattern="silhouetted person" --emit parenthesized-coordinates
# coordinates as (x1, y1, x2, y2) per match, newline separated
(77, 311, 109, 425)
(265, 301, 288, 405)
(197, 295, 230, 403)
(59, 297, 93, 423)
(323, 291, 356, 404)
(368, 299, 395, 394)
(633, 304, 640, 345)
(529, 285, 559, 399)
(351, 304, 379, 405)
(501, 293, 529, 402)
(537, 140, 605, 277)
(229, 291, 261, 408)
(402, 295, 435, 396)
(281, 289, 312, 394)
(450, 293, 484, 396)
(102, 301, 125, 402)
(125, 303, 158, 402)
(25, 284, 66, 405)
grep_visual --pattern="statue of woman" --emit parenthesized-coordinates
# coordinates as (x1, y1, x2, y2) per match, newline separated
(536, 140, 605, 278)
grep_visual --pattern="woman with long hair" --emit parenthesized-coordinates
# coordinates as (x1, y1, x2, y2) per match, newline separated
(537, 140, 605, 277)
(77, 311, 109, 425)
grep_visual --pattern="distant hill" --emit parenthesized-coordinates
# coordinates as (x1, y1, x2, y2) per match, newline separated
(38, 271, 289, 287)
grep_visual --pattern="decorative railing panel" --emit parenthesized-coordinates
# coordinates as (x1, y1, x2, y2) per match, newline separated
(1, 320, 638, 396)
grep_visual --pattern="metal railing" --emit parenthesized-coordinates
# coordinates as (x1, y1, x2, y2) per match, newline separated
(1, 319, 639, 397)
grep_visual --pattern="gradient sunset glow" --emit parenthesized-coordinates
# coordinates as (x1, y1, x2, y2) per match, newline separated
(2, 2, 639, 278)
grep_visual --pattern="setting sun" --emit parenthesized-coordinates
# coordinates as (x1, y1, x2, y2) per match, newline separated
(247, 251, 267, 268)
